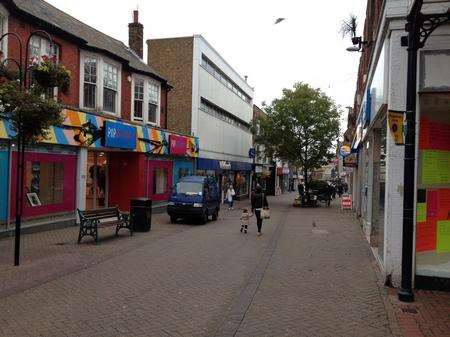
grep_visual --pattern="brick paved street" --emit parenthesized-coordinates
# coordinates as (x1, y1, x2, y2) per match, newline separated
(0, 193, 445, 337)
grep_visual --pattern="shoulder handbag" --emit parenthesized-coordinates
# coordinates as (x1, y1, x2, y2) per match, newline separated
(261, 208, 270, 219)
(260, 193, 270, 219)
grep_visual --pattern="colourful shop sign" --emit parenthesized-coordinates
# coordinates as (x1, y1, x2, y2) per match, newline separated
(169, 134, 200, 157)
(103, 120, 137, 150)
(0, 109, 199, 157)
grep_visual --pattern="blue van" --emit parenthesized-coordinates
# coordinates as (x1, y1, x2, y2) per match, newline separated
(167, 176, 220, 224)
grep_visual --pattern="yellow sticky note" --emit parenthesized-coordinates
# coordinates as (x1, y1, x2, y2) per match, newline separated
(416, 203, 426, 223)
(437, 220, 450, 253)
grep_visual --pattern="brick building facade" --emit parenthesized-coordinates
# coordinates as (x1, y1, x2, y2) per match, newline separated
(0, 0, 199, 231)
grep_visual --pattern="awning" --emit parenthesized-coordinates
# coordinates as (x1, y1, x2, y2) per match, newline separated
(197, 158, 252, 171)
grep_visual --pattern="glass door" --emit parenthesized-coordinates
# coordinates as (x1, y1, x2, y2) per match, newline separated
(86, 151, 109, 210)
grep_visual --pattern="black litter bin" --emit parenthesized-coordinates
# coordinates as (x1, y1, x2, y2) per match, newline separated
(130, 198, 152, 232)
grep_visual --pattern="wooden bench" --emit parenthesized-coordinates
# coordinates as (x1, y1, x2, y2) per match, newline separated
(77, 206, 132, 243)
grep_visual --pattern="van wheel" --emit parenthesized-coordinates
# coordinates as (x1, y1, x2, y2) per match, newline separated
(170, 216, 177, 224)
(201, 211, 208, 224)
(212, 209, 219, 221)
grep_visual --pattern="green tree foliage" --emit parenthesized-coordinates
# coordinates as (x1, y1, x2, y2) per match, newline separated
(253, 82, 340, 187)
(0, 59, 71, 144)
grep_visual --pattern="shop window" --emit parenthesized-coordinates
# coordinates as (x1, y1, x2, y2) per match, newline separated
(178, 168, 190, 180)
(153, 168, 168, 195)
(25, 161, 64, 205)
(235, 172, 248, 196)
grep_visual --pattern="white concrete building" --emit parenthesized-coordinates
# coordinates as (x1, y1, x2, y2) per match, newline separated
(148, 35, 254, 198)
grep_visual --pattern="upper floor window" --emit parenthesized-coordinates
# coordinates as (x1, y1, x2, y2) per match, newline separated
(133, 79, 144, 120)
(0, 14, 7, 58)
(29, 35, 59, 64)
(148, 82, 159, 124)
(200, 98, 250, 132)
(80, 52, 121, 115)
(83, 57, 97, 109)
(103, 62, 118, 113)
(29, 35, 60, 100)
(201, 55, 252, 105)
(132, 76, 160, 125)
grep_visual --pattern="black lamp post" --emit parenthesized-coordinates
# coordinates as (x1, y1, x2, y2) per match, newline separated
(398, 0, 450, 302)
(0, 30, 54, 266)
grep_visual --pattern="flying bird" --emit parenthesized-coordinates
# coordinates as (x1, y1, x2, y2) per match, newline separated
(274, 18, 285, 25)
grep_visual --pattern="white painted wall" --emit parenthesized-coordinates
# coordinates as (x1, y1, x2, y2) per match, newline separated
(75, 148, 87, 221)
(191, 35, 254, 163)
(382, 28, 409, 286)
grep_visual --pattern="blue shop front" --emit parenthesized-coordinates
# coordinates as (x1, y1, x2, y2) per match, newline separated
(196, 158, 252, 200)
(173, 159, 195, 186)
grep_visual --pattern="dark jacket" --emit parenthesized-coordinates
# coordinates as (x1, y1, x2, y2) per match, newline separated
(251, 192, 268, 212)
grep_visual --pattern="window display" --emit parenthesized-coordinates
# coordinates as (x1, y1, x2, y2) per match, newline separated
(235, 172, 248, 196)
(153, 168, 168, 195)
(25, 161, 64, 205)
(86, 151, 108, 210)
(416, 93, 450, 279)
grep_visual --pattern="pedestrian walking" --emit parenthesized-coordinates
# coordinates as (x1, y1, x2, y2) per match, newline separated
(337, 184, 343, 198)
(226, 185, 236, 210)
(240, 208, 251, 234)
(251, 185, 269, 236)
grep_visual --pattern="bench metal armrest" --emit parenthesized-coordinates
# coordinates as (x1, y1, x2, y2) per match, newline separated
(118, 211, 130, 222)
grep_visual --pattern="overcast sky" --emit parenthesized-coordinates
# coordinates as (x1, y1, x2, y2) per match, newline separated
(47, 0, 366, 118)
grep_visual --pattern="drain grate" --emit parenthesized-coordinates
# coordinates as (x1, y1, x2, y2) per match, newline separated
(401, 306, 418, 314)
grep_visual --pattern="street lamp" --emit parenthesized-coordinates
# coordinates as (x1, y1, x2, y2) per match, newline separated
(0, 30, 55, 266)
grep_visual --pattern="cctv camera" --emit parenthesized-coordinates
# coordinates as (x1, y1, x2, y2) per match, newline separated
(346, 45, 361, 52)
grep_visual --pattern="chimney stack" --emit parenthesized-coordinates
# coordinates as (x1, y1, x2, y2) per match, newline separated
(128, 10, 143, 59)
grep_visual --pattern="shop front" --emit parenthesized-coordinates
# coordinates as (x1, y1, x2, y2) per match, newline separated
(170, 134, 196, 186)
(275, 166, 289, 195)
(0, 108, 199, 228)
(415, 92, 450, 285)
(253, 164, 272, 192)
(0, 142, 9, 227)
(197, 158, 252, 201)
(10, 146, 78, 222)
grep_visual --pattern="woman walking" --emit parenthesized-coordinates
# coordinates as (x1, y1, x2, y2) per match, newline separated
(226, 185, 236, 210)
(251, 185, 269, 236)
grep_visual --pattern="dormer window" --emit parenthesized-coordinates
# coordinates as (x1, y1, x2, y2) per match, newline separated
(132, 76, 161, 126)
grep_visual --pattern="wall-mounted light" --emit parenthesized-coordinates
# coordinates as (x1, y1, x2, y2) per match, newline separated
(127, 75, 132, 82)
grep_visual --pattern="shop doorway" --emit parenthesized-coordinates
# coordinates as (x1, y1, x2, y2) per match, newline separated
(86, 151, 109, 210)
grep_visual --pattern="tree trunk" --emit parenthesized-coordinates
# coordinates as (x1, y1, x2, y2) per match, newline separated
(304, 166, 308, 191)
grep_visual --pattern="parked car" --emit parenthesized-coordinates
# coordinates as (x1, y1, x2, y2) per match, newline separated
(167, 176, 220, 224)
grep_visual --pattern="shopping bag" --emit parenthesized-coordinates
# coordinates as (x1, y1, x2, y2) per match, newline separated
(261, 208, 270, 219)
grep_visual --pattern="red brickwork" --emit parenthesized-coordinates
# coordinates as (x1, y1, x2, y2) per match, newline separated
(8, 15, 80, 108)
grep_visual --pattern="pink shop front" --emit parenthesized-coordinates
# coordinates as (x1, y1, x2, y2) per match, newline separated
(2, 144, 78, 230)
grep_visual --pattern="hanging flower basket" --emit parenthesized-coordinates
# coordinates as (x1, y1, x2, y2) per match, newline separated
(56, 65, 71, 94)
(32, 59, 58, 88)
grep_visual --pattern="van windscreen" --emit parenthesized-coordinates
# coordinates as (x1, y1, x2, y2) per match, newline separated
(176, 182, 203, 195)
